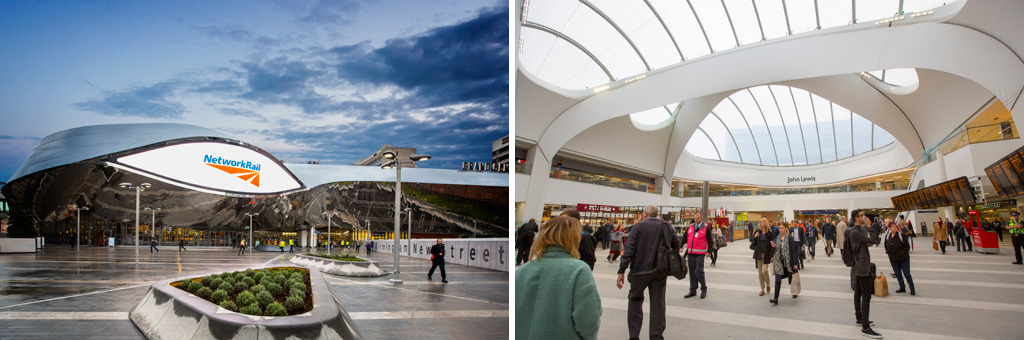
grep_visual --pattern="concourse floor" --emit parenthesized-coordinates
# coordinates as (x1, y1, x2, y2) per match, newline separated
(527, 238, 1024, 340)
(0, 245, 509, 340)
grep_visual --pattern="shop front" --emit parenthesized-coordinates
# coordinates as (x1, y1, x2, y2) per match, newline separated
(956, 199, 1019, 225)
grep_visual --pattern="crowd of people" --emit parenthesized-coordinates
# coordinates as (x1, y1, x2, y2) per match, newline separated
(514, 206, 1024, 339)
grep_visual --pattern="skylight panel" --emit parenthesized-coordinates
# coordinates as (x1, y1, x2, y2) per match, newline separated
(653, 0, 712, 59)
(722, 0, 762, 45)
(685, 129, 720, 160)
(753, 0, 788, 39)
(690, 0, 736, 52)
(817, 0, 851, 30)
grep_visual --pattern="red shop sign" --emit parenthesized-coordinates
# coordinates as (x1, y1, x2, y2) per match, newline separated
(577, 204, 620, 213)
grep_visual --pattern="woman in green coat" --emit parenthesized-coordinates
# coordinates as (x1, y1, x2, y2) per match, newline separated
(515, 216, 602, 340)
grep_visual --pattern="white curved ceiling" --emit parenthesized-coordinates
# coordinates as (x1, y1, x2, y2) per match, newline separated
(519, 0, 948, 91)
(684, 85, 896, 166)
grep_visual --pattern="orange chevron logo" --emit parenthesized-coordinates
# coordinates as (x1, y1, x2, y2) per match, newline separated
(206, 163, 260, 187)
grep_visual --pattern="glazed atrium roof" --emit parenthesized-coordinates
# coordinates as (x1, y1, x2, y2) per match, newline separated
(518, 0, 944, 166)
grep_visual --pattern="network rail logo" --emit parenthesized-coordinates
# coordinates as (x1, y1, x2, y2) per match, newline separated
(204, 155, 261, 187)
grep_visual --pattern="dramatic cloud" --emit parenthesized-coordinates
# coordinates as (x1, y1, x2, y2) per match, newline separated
(73, 81, 188, 119)
(218, 108, 268, 122)
(69, 5, 508, 168)
(332, 6, 508, 107)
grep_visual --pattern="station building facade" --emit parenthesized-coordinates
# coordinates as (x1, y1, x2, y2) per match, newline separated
(1, 123, 508, 247)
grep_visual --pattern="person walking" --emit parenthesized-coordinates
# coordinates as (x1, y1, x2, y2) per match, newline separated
(751, 219, 774, 296)
(709, 224, 722, 267)
(1007, 212, 1023, 264)
(681, 212, 713, 299)
(934, 218, 949, 254)
(995, 219, 1004, 242)
(428, 238, 448, 283)
(616, 205, 679, 340)
(884, 219, 915, 295)
(178, 238, 186, 252)
(594, 221, 607, 251)
(602, 220, 613, 249)
(289, 239, 295, 253)
(836, 216, 848, 253)
(953, 219, 967, 252)
(807, 221, 818, 260)
(578, 225, 597, 270)
(515, 216, 601, 340)
(516, 219, 540, 266)
(365, 240, 372, 256)
(238, 239, 246, 255)
(850, 209, 883, 338)
(792, 221, 806, 269)
(747, 222, 754, 239)
(279, 240, 285, 252)
(608, 225, 625, 262)
(150, 235, 159, 253)
(769, 222, 801, 304)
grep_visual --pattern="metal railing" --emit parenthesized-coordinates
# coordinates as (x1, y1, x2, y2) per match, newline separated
(920, 122, 1017, 165)
(549, 167, 661, 194)
(515, 162, 531, 175)
(670, 179, 910, 198)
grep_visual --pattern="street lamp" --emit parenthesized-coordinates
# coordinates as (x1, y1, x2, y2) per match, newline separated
(72, 205, 89, 251)
(323, 211, 339, 254)
(244, 213, 258, 253)
(119, 182, 152, 263)
(381, 151, 430, 284)
(404, 208, 412, 258)
(144, 207, 161, 245)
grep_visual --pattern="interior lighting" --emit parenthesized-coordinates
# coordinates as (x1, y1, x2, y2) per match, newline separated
(910, 11, 933, 18)
(593, 85, 610, 93)
(875, 16, 906, 25)
(624, 75, 646, 84)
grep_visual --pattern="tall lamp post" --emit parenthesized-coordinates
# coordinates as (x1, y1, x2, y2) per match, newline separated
(119, 182, 152, 263)
(404, 208, 412, 258)
(323, 211, 338, 254)
(72, 205, 89, 251)
(144, 207, 161, 245)
(381, 151, 430, 284)
(244, 213, 258, 253)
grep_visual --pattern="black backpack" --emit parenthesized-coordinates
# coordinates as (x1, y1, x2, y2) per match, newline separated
(840, 228, 856, 267)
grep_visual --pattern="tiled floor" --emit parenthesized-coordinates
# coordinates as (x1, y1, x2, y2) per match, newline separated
(525, 238, 1024, 339)
(0, 246, 509, 340)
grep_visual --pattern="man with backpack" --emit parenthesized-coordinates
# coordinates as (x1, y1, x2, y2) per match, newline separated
(615, 205, 680, 340)
(807, 222, 818, 260)
(843, 209, 882, 339)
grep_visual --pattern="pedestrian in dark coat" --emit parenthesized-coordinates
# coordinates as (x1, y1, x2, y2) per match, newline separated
(750, 220, 774, 296)
(769, 223, 801, 304)
(593, 223, 608, 250)
(516, 219, 539, 266)
(428, 238, 447, 283)
(578, 225, 598, 270)
(884, 219, 915, 295)
(850, 209, 882, 338)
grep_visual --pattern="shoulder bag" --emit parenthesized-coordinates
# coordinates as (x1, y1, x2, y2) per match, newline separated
(656, 222, 687, 280)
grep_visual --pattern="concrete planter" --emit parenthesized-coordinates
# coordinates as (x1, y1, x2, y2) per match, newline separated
(290, 254, 386, 277)
(129, 266, 362, 340)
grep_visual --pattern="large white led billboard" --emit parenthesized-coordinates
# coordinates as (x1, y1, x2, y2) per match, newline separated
(114, 142, 303, 195)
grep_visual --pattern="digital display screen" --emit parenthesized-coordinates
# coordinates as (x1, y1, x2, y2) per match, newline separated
(115, 142, 303, 195)
(985, 145, 1024, 199)
(891, 176, 975, 211)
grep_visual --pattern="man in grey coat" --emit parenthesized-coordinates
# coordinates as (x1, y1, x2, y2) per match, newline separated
(616, 205, 680, 340)
(850, 209, 882, 339)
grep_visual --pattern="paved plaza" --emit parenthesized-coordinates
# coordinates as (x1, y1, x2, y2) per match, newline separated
(0, 246, 508, 340)
(525, 237, 1024, 340)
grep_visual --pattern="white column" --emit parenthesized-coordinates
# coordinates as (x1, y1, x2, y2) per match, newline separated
(299, 229, 308, 248)
(522, 144, 550, 223)
(934, 151, 956, 221)
(784, 201, 795, 222)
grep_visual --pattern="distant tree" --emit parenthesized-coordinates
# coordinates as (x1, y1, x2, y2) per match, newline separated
(6, 206, 37, 238)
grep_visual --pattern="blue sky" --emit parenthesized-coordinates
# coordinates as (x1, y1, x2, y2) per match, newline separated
(0, 0, 509, 182)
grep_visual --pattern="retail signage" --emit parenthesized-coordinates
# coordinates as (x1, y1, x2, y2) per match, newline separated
(576, 204, 619, 213)
(984, 145, 1024, 198)
(114, 142, 303, 195)
(787, 176, 817, 183)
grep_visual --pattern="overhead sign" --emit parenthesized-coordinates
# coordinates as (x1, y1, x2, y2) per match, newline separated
(891, 176, 975, 211)
(113, 142, 303, 195)
(576, 204, 619, 213)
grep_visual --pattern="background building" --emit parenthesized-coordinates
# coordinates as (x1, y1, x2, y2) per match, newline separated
(352, 144, 418, 168)
(493, 135, 509, 170)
